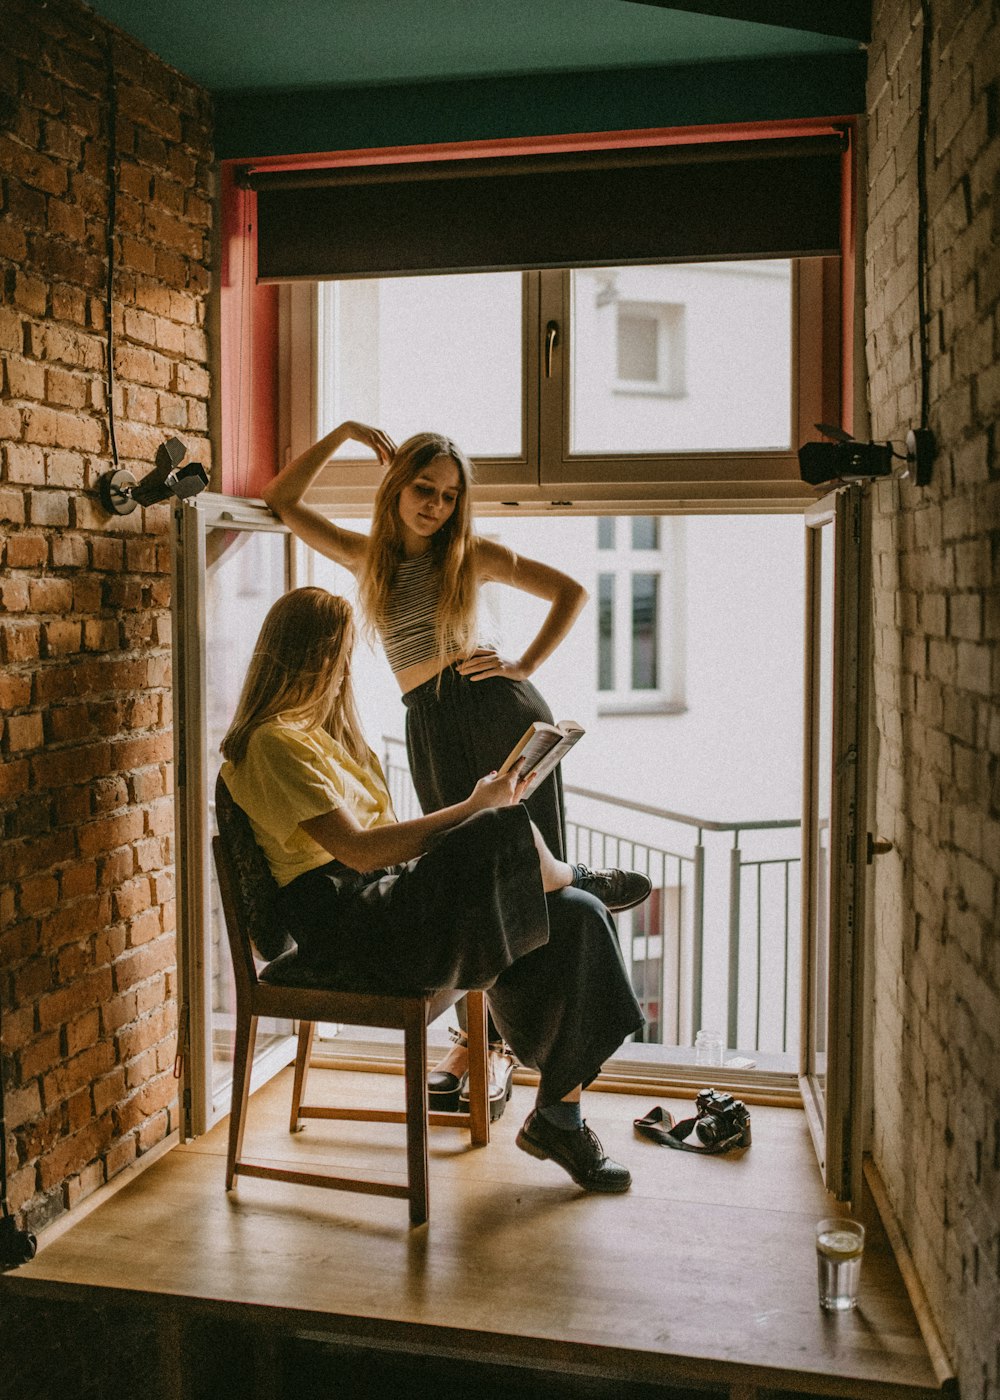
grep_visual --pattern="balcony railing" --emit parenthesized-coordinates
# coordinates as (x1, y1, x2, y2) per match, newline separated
(382, 737, 806, 1062)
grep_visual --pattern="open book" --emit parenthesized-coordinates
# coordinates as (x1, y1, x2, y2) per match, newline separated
(497, 720, 584, 800)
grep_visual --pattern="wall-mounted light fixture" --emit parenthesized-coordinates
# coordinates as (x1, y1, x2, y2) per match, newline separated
(98, 437, 209, 515)
(798, 423, 935, 488)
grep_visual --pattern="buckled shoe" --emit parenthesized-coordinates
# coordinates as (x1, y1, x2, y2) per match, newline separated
(427, 1027, 467, 1112)
(515, 1110, 632, 1193)
(572, 865, 652, 913)
(458, 1042, 516, 1122)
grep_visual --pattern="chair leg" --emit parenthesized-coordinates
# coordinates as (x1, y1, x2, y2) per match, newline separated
(464, 989, 490, 1146)
(227, 1010, 258, 1189)
(289, 1020, 315, 1132)
(403, 1004, 430, 1226)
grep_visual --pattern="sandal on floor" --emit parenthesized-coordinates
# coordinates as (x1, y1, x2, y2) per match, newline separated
(459, 1042, 517, 1122)
(428, 1026, 467, 1112)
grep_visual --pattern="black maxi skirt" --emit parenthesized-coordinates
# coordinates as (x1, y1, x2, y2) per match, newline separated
(402, 664, 567, 860)
(274, 805, 644, 1106)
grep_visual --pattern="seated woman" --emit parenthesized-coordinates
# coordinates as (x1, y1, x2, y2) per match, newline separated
(219, 587, 647, 1193)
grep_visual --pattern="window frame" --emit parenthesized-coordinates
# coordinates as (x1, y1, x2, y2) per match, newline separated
(287, 257, 839, 517)
(173, 494, 301, 1138)
(538, 259, 832, 496)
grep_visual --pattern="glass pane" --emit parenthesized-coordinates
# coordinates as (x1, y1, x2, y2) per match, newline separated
(809, 521, 835, 1098)
(320, 273, 523, 458)
(618, 312, 658, 382)
(570, 261, 793, 454)
(205, 528, 291, 1097)
(597, 516, 615, 550)
(631, 572, 659, 689)
(598, 572, 615, 691)
(631, 516, 659, 550)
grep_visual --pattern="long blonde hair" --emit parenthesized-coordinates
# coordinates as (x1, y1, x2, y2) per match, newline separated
(358, 432, 478, 671)
(221, 588, 370, 767)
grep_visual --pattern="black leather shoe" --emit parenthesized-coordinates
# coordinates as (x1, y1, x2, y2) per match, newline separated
(572, 865, 652, 913)
(515, 1111, 632, 1193)
(458, 1043, 516, 1122)
(428, 1028, 466, 1112)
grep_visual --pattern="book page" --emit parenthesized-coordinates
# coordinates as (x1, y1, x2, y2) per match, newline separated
(516, 727, 583, 799)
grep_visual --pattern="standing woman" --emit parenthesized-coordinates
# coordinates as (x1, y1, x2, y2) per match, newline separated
(262, 420, 583, 861)
(262, 421, 649, 1113)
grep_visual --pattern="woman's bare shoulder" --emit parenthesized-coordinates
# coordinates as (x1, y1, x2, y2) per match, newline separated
(471, 534, 516, 581)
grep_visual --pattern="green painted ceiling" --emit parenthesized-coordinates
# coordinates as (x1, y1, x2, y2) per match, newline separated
(83, 0, 861, 94)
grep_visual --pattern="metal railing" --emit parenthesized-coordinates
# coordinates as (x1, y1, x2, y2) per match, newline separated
(382, 737, 804, 1059)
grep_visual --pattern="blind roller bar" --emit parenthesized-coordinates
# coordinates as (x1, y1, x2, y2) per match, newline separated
(242, 133, 847, 192)
(254, 136, 845, 280)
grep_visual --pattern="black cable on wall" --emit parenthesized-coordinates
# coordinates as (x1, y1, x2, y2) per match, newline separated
(105, 35, 119, 467)
(916, 0, 932, 431)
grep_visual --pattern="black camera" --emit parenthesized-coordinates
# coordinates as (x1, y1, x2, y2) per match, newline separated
(694, 1088, 752, 1149)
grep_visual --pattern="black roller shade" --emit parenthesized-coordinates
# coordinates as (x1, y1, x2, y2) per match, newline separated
(248, 136, 845, 282)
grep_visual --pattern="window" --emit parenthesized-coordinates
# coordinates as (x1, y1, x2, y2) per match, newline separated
(614, 301, 685, 398)
(319, 273, 525, 460)
(569, 262, 791, 455)
(596, 517, 684, 714)
(598, 573, 614, 690)
(284, 256, 837, 510)
(631, 572, 659, 689)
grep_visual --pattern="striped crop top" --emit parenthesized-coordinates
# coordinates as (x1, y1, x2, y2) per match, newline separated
(376, 551, 464, 675)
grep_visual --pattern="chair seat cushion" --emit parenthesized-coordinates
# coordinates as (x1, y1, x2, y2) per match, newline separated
(259, 947, 394, 995)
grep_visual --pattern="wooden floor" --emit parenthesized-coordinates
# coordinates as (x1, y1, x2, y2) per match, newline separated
(5, 1067, 945, 1399)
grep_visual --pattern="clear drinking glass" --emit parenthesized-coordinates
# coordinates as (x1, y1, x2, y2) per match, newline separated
(694, 1029, 724, 1066)
(815, 1217, 865, 1311)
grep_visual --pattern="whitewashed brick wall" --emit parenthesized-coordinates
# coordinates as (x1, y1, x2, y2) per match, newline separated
(866, 1, 1000, 1393)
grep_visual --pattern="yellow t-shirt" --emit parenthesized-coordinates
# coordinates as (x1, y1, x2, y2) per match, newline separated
(220, 718, 395, 888)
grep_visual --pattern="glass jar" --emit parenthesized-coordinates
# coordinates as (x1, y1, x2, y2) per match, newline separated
(694, 1029, 724, 1067)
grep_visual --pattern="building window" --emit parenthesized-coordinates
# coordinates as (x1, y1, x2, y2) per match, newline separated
(631, 572, 659, 690)
(631, 516, 659, 551)
(598, 573, 615, 691)
(596, 517, 685, 715)
(613, 301, 686, 397)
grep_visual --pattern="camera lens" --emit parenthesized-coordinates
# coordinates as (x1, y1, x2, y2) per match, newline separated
(696, 1116, 721, 1146)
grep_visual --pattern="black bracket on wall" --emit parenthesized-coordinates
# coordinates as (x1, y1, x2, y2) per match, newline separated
(799, 423, 936, 488)
(98, 437, 209, 515)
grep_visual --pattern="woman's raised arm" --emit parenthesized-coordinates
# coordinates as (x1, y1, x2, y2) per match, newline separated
(262, 421, 396, 573)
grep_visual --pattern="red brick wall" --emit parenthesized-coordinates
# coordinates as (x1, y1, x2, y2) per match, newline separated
(0, 0, 212, 1235)
(865, 1, 999, 1393)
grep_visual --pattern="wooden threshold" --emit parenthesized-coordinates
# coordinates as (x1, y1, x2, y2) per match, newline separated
(2, 1068, 948, 1400)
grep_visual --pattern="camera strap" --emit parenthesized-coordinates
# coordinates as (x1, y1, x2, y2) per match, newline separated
(633, 1104, 748, 1155)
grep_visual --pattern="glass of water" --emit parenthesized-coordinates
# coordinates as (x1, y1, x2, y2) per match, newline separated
(815, 1217, 865, 1311)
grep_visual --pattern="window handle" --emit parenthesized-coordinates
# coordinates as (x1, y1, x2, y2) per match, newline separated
(545, 320, 559, 378)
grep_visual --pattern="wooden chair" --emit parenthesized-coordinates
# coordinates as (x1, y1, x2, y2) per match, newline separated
(212, 776, 489, 1226)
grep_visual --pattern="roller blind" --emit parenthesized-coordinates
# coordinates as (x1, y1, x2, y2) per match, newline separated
(247, 135, 845, 282)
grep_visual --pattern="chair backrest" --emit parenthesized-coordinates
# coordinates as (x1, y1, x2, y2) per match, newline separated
(213, 831, 261, 1004)
(213, 774, 294, 969)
